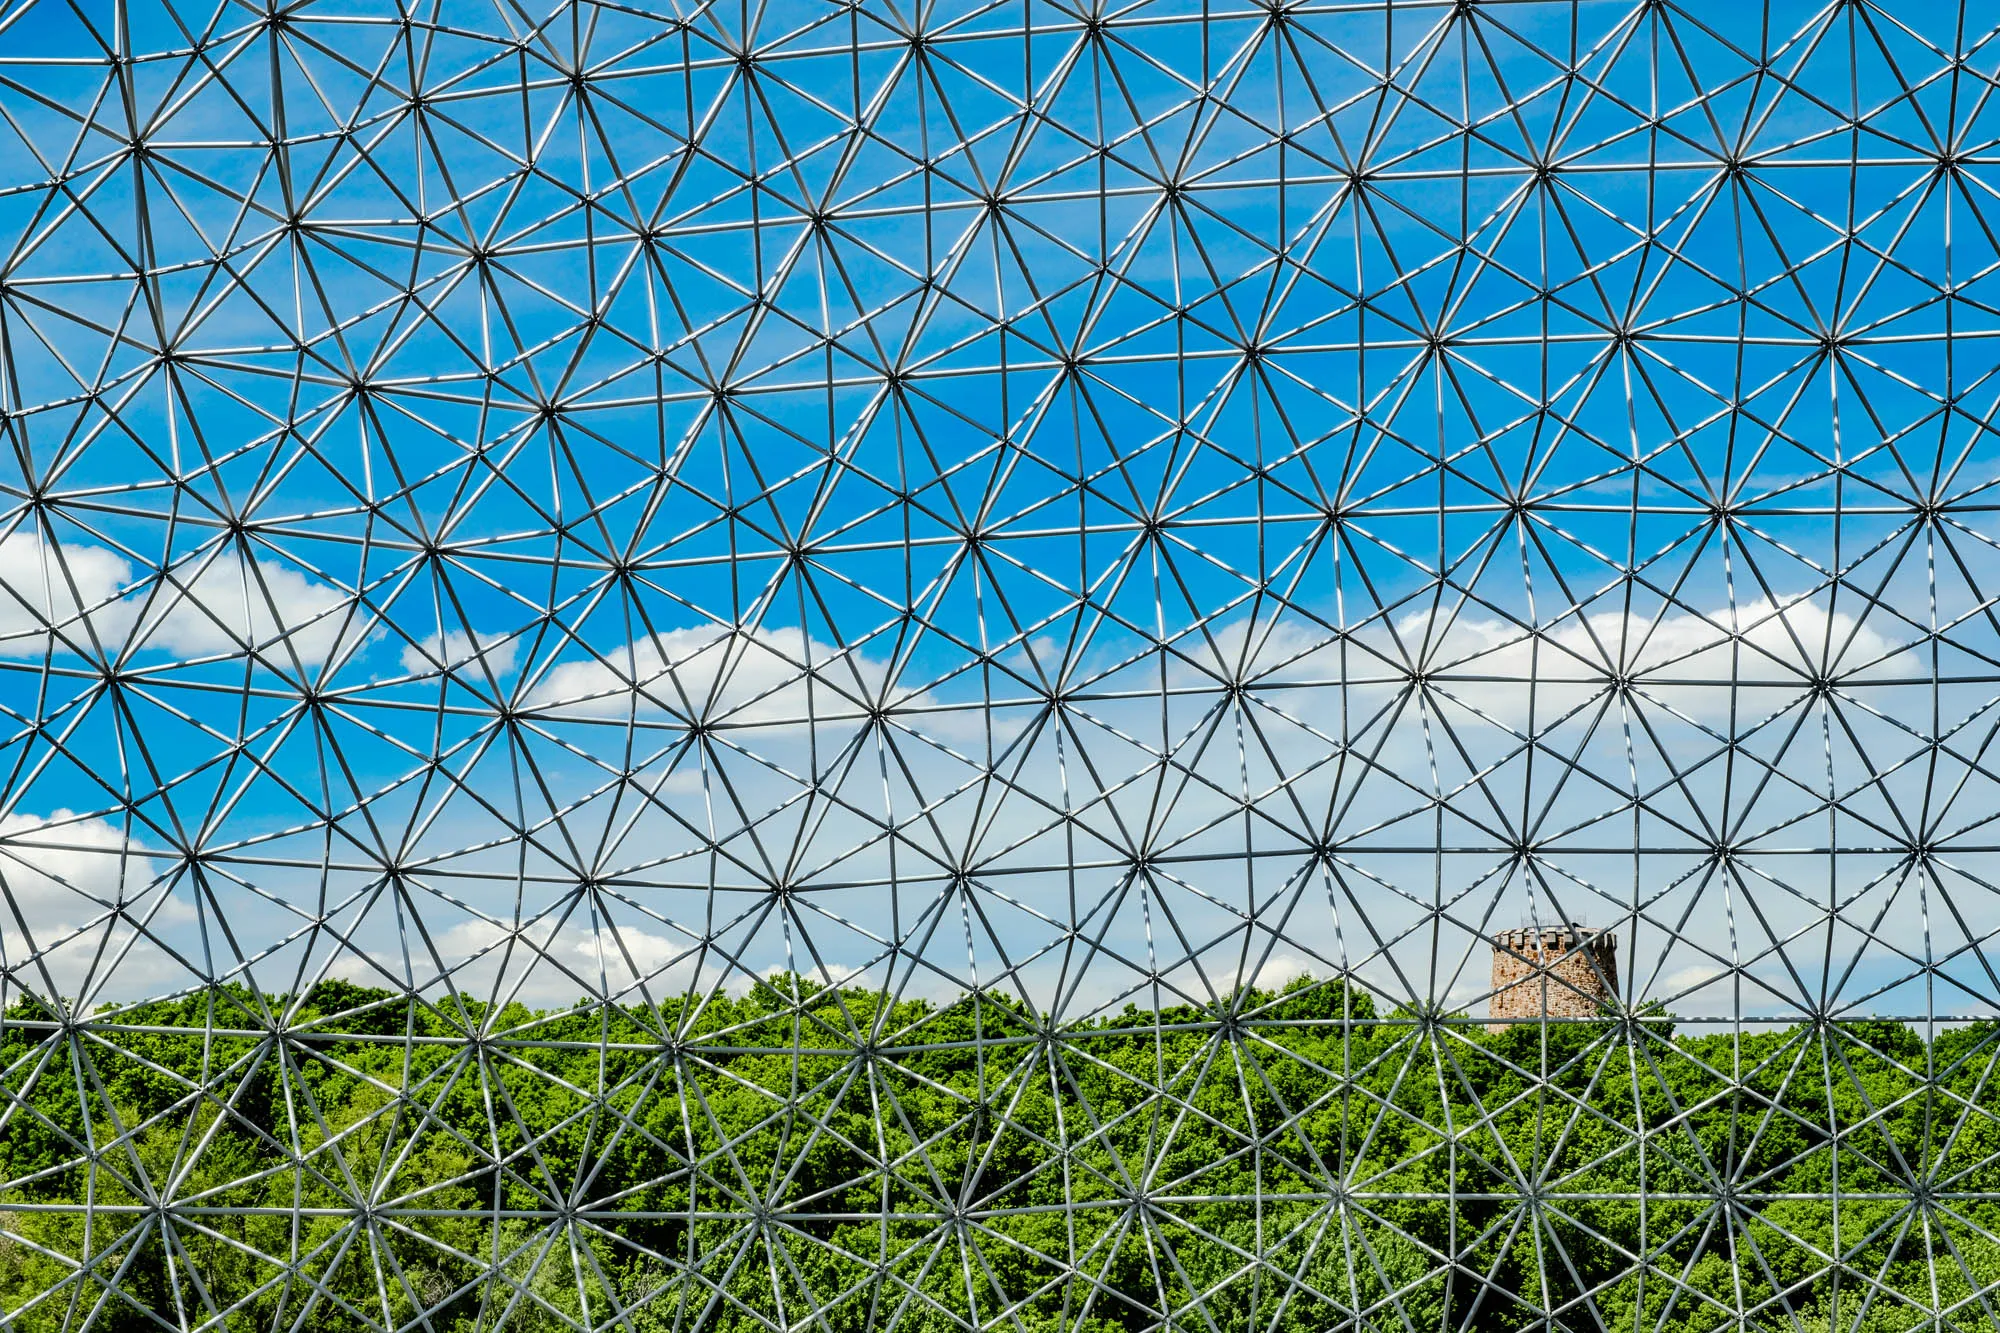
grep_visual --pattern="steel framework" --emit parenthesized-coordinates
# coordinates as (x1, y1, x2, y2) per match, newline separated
(0, 0, 1997, 1329)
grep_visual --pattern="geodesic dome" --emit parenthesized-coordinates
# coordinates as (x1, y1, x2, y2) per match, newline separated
(0, 1, 1998, 1331)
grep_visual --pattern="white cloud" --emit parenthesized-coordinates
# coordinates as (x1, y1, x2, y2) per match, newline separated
(0, 532, 369, 668)
(1163, 594, 1914, 732)
(331, 913, 710, 1008)
(1663, 963, 1728, 993)
(0, 809, 189, 1001)
(0, 809, 159, 922)
(399, 628, 520, 677)
(526, 624, 898, 727)
(132, 553, 369, 665)
(0, 532, 133, 657)
(1420, 594, 1907, 693)
(1359, 595, 1915, 742)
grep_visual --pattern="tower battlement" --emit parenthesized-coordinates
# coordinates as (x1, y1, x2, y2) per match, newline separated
(1489, 926, 1618, 1029)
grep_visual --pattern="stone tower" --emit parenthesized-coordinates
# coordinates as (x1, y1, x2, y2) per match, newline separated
(1489, 925, 1618, 1029)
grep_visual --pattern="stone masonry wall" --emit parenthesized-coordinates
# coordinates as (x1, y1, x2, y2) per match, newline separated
(1489, 926, 1618, 1028)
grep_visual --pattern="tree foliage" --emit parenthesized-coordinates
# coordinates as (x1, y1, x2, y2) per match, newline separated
(1, 978, 1995, 1333)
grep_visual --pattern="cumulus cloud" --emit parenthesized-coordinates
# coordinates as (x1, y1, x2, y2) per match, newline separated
(525, 624, 901, 728)
(0, 531, 133, 657)
(1368, 594, 1918, 742)
(129, 552, 370, 665)
(1421, 594, 1907, 690)
(0, 809, 189, 1001)
(1162, 593, 1915, 733)
(0, 531, 369, 667)
(399, 628, 521, 677)
(0, 810, 160, 922)
(331, 912, 712, 1008)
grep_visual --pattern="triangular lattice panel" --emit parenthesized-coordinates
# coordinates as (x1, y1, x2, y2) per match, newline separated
(0, 2, 1997, 1330)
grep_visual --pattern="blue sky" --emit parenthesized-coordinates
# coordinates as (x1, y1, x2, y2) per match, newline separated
(0, 0, 1994, 1028)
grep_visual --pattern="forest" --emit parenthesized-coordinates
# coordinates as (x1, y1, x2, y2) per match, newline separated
(0, 975, 1995, 1333)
